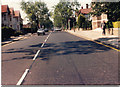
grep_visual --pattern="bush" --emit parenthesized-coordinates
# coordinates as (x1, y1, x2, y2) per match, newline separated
(14, 31, 24, 36)
(106, 21, 113, 28)
(2, 27, 15, 41)
(77, 14, 86, 28)
(22, 28, 32, 34)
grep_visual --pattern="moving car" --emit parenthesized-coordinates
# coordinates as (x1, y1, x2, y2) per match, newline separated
(37, 28, 45, 36)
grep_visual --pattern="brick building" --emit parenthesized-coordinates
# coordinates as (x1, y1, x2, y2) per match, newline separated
(77, 4, 108, 29)
(1, 5, 23, 31)
(92, 14, 108, 29)
(2, 5, 11, 27)
(78, 4, 92, 21)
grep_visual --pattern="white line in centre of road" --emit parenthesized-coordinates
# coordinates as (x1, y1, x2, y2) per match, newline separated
(41, 43, 45, 48)
(16, 69, 29, 85)
(16, 32, 52, 85)
(32, 32, 52, 60)
(33, 50, 41, 60)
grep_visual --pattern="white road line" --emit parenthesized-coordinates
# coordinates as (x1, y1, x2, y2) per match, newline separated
(16, 32, 52, 85)
(16, 69, 29, 85)
(33, 32, 52, 60)
(33, 50, 40, 60)
(41, 43, 45, 48)
(45, 39, 47, 42)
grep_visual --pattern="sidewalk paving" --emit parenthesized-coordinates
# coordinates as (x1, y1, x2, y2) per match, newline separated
(2, 33, 33, 46)
(66, 28, 119, 49)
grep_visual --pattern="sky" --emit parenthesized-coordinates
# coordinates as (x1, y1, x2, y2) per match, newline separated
(1, 0, 92, 24)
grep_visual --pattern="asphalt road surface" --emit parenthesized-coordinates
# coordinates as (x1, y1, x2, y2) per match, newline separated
(2, 31, 119, 85)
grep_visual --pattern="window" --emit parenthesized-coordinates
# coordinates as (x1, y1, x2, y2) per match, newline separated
(98, 22, 101, 28)
(10, 25, 12, 27)
(17, 25, 19, 29)
(97, 16, 101, 20)
(4, 14, 6, 20)
(17, 18, 18, 22)
(10, 16, 12, 21)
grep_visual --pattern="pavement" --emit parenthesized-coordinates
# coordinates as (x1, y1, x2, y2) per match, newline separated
(66, 28, 119, 49)
(2, 33, 33, 46)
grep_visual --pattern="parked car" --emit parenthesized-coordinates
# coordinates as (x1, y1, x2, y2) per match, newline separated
(44, 28, 48, 32)
(37, 28, 45, 36)
(54, 28, 62, 31)
(51, 28, 54, 31)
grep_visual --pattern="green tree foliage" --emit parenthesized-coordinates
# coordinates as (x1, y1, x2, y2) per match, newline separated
(53, 1, 80, 28)
(21, 0, 53, 31)
(2, 27, 15, 41)
(91, 2, 120, 22)
(77, 14, 85, 28)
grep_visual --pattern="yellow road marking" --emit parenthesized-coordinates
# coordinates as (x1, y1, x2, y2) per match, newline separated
(67, 31, 120, 52)
(93, 40, 120, 52)
(2, 36, 29, 47)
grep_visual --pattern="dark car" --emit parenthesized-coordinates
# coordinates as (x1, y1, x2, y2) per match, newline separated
(37, 28, 45, 36)
(44, 28, 48, 32)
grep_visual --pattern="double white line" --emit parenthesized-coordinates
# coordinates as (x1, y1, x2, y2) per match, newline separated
(16, 32, 52, 85)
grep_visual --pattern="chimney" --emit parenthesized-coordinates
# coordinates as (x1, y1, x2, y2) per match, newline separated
(86, 4, 88, 9)
(81, 6, 83, 9)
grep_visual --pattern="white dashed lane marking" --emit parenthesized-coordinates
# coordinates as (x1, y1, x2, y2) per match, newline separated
(16, 32, 52, 85)
(16, 69, 29, 85)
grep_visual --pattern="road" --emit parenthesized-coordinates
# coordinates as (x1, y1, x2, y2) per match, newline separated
(2, 31, 118, 85)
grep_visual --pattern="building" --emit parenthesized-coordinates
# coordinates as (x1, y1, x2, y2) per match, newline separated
(77, 4, 108, 29)
(2, 5, 10, 27)
(14, 11, 22, 31)
(78, 4, 92, 21)
(92, 14, 108, 29)
(23, 23, 31, 28)
(1, 5, 23, 31)
(9, 8, 15, 28)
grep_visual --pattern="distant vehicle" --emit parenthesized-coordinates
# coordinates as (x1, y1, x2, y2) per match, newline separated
(37, 28, 45, 36)
(51, 28, 54, 31)
(44, 28, 48, 32)
(54, 28, 62, 31)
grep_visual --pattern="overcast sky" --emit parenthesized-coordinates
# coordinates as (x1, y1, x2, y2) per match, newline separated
(1, 0, 92, 24)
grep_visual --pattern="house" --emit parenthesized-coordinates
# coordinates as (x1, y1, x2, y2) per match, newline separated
(77, 4, 108, 29)
(14, 11, 22, 31)
(1, 5, 23, 31)
(92, 13, 108, 29)
(9, 8, 15, 28)
(2, 5, 10, 27)
(78, 4, 92, 21)
(23, 23, 31, 28)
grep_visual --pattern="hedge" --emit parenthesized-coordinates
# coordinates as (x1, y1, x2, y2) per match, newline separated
(2, 27, 15, 41)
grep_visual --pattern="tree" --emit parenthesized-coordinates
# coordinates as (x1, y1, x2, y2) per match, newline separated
(53, 1, 80, 29)
(21, 0, 52, 32)
(77, 14, 85, 28)
(91, 2, 120, 22)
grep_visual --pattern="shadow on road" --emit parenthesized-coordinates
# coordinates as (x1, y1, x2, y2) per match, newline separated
(95, 37, 119, 49)
(95, 37, 119, 41)
(39, 40, 111, 59)
(2, 40, 111, 62)
(2, 43, 43, 62)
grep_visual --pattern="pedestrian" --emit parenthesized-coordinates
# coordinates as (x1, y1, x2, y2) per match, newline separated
(101, 21, 106, 35)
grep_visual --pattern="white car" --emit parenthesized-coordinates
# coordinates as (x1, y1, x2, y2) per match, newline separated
(54, 28, 62, 31)
(37, 28, 45, 36)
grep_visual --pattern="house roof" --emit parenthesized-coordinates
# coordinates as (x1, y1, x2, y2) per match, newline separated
(79, 8, 92, 14)
(10, 8, 14, 15)
(2, 5, 9, 13)
(14, 11, 20, 17)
